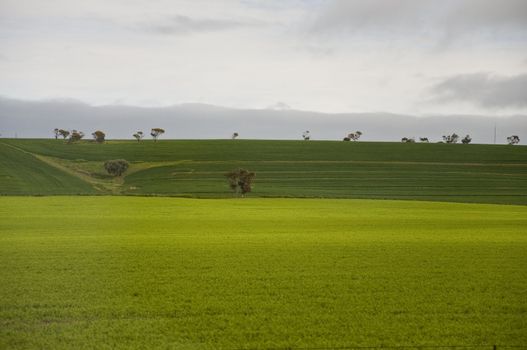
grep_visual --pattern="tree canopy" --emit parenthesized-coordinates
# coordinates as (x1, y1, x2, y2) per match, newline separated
(92, 130, 106, 143)
(58, 129, 70, 140)
(225, 168, 255, 196)
(345, 131, 362, 141)
(133, 131, 144, 142)
(151, 128, 165, 141)
(442, 133, 459, 144)
(68, 130, 84, 143)
(462, 135, 472, 144)
(104, 159, 129, 177)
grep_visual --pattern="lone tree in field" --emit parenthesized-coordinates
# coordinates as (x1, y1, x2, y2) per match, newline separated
(507, 135, 520, 145)
(58, 129, 70, 140)
(225, 168, 255, 197)
(133, 131, 144, 142)
(232, 132, 239, 140)
(462, 135, 472, 144)
(442, 133, 459, 143)
(92, 130, 106, 143)
(53, 128, 60, 139)
(419, 137, 429, 143)
(104, 159, 129, 177)
(68, 130, 84, 143)
(302, 130, 310, 140)
(151, 128, 165, 142)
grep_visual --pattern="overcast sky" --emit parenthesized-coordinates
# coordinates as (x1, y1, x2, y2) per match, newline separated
(1, 0, 526, 116)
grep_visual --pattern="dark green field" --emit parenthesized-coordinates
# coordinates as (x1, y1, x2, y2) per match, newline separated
(1, 139, 526, 204)
(0, 142, 95, 195)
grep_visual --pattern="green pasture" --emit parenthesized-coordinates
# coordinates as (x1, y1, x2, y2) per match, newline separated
(123, 160, 527, 204)
(3, 138, 527, 163)
(0, 142, 95, 195)
(1, 197, 526, 349)
(1, 139, 526, 204)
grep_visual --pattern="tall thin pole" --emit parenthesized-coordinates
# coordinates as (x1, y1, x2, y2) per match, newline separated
(494, 123, 496, 144)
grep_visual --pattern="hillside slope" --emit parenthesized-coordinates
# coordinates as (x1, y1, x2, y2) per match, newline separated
(0, 142, 96, 195)
(1, 139, 526, 204)
(4, 138, 527, 163)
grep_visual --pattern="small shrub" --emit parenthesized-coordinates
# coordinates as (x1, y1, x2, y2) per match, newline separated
(104, 159, 129, 177)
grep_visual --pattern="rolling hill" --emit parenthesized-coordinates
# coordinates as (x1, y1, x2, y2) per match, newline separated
(0, 141, 96, 195)
(1, 139, 526, 204)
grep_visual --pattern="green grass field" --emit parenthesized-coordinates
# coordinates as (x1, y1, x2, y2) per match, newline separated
(1, 139, 526, 348)
(1, 197, 526, 349)
(1, 139, 526, 204)
(0, 142, 96, 195)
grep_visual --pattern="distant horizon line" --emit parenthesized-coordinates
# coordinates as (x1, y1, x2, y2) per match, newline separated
(1, 137, 522, 146)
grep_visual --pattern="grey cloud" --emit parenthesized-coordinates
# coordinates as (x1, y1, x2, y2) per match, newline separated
(312, 0, 431, 33)
(449, 0, 527, 28)
(141, 15, 248, 35)
(429, 73, 527, 109)
(310, 0, 527, 41)
(1, 96, 525, 144)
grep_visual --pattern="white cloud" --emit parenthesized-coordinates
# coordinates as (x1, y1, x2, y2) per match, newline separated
(266, 101, 291, 110)
(0, 0, 526, 116)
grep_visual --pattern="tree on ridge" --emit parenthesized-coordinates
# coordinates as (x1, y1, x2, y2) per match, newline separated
(92, 130, 106, 143)
(151, 128, 165, 142)
(133, 131, 144, 142)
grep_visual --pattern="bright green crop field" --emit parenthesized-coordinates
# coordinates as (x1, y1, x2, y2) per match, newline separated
(1, 197, 526, 349)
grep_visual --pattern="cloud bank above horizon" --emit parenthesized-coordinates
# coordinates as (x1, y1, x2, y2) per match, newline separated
(1, 95, 525, 144)
(0, 0, 526, 116)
